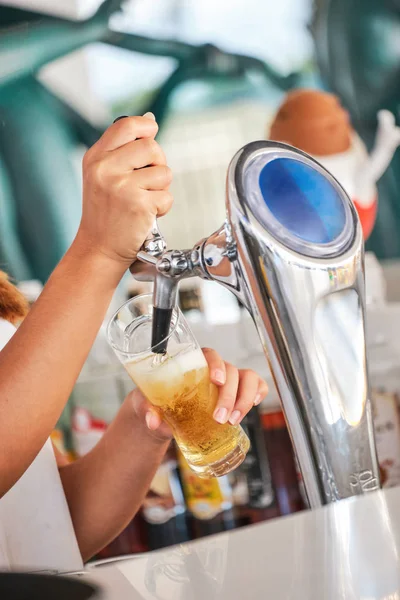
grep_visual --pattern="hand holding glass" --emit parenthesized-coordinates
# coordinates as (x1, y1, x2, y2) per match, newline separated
(107, 295, 250, 478)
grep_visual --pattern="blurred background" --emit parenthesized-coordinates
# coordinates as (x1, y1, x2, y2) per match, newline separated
(2, 0, 400, 560)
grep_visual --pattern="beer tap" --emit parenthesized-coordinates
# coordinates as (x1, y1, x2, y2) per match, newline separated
(132, 140, 381, 508)
(131, 220, 201, 353)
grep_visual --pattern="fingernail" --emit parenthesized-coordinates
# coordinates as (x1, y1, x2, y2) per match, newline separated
(213, 369, 225, 385)
(254, 394, 263, 406)
(146, 412, 158, 430)
(113, 115, 128, 123)
(229, 410, 241, 425)
(143, 111, 156, 120)
(214, 407, 228, 424)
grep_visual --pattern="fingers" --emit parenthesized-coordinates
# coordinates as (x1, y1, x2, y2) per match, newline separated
(203, 347, 269, 425)
(213, 363, 239, 424)
(94, 115, 159, 153)
(106, 137, 167, 172)
(134, 165, 172, 190)
(128, 389, 172, 441)
(256, 378, 269, 404)
(145, 409, 163, 431)
(229, 370, 267, 425)
(203, 345, 269, 425)
(202, 347, 226, 386)
(146, 189, 174, 217)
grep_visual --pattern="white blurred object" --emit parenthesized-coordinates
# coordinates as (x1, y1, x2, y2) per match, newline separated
(71, 370, 123, 456)
(17, 279, 43, 303)
(39, 50, 110, 126)
(365, 252, 387, 307)
(114, 0, 313, 74)
(0, 0, 104, 20)
(356, 110, 400, 203)
(201, 281, 241, 325)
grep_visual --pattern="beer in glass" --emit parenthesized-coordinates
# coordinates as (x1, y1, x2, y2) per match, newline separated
(107, 294, 250, 477)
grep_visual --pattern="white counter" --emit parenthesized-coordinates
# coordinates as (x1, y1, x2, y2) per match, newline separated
(78, 486, 400, 599)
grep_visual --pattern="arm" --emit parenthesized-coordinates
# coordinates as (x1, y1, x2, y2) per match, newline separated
(0, 114, 173, 497)
(56, 391, 169, 562)
(55, 351, 268, 561)
(0, 246, 124, 497)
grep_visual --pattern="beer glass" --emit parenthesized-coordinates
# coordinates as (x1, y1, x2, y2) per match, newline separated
(107, 294, 250, 478)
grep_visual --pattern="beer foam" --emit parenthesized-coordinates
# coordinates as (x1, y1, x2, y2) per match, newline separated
(125, 346, 207, 386)
(173, 347, 207, 373)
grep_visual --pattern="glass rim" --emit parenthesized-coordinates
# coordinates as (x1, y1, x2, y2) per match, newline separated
(107, 293, 181, 358)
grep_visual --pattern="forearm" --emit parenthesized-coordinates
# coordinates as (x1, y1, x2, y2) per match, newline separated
(59, 401, 169, 561)
(0, 239, 125, 497)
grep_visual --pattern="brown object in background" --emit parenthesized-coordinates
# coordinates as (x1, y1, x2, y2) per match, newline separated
(380, 465, 388, 486)
(261, 411, 305, 516)
(188, 509, 239, 540)
(0, 271, 28, 324)
(95, 514, 148, 559)
(178, 284, 204, 314)
(269, 89, 352, 156)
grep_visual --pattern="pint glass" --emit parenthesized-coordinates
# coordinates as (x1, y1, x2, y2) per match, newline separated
(107, 294, 250, 477)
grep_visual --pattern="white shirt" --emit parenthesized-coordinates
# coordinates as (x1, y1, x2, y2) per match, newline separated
(0, 319, 83, 573)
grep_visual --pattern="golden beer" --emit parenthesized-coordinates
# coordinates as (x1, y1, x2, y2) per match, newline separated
(125, 347, 250, 478)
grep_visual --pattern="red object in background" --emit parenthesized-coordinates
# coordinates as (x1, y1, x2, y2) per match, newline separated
(353, 196, 378, 241)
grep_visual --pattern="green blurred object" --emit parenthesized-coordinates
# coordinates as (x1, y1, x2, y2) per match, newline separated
(314, 0, 400, 259)
(108, 37, 299, 128)
(0, 78, 83, 282)
(0, 0, 299, 282)
(0, 155, 32, 281)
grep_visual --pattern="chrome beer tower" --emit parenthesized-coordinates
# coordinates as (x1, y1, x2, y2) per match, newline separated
(131, 140, 380, 508)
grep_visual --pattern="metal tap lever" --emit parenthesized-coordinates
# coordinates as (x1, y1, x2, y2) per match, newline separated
(142, 220, 167, 257)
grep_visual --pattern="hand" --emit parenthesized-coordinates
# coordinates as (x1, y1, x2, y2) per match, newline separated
(127, 348, 268, 442)
(76, 113, 173, 269)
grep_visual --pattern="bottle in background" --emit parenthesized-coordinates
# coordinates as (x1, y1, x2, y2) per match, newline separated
(237, 405, 277, 524)
(176, 447, 238, 538)
(371, 389, 400, 487)
(141, 446, 190, 551)
(261, 410, 306, 515)
(241, 405, 274, 509)
(368, 332, 400, 488)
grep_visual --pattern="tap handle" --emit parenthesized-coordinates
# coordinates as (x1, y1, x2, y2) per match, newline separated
(142, 220, 167, 257)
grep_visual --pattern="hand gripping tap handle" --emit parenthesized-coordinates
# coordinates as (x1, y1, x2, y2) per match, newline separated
(113, 116, 167, 260)
(113, 117, 169, 352)
(113, 115, 170, 354)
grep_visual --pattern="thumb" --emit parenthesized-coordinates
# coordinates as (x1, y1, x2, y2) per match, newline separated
(145, 409, 163, 431)
(128, 388, 172, 440)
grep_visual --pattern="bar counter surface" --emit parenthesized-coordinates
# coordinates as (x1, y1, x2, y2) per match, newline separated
(77, 485, 400, 599)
